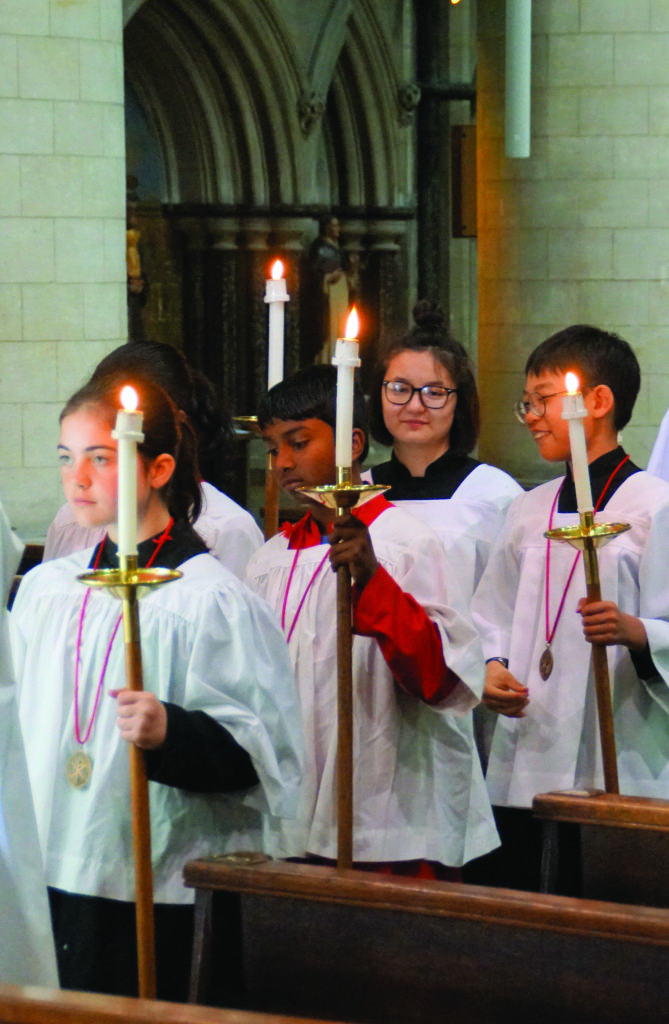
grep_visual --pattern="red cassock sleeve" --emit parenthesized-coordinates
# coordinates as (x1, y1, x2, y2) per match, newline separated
(351, 565, 460, 705)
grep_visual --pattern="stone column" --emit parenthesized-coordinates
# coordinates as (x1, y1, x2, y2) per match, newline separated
(208, 218, 241, 408)
(0, 0, 127, 537)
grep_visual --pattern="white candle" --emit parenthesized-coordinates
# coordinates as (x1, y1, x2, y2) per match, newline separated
(112, 385, 145, 558)
(265, 259, 289, 389)
(562, 372, 594, 514)
(332, 307, 361, 469)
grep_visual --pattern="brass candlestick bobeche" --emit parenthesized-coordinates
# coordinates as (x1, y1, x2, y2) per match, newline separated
(545, 511, 630, 795)
(233, 414, 280, 540)
(299, 468, 388, 870)
(77, 556, 181, 1000)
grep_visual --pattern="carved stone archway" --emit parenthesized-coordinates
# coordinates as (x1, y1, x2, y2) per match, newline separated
(123, 0, 416, 416)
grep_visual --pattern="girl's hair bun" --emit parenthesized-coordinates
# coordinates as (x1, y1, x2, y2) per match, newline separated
(412, 299, 445, 332)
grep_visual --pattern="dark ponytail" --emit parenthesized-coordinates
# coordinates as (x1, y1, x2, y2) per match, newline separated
(60, 374, 203, 524)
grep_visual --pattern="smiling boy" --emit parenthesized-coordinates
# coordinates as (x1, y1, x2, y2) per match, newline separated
(245, 365, 498, 876)
(470, 324, 669, 889)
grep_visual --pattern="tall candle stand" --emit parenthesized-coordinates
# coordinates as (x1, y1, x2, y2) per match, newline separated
(545, 514, 630, 794)
(299, 472, 388, 870)
(77, 559, 182, 999)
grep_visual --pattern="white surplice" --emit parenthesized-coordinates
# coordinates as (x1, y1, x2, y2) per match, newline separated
(377, 464, 523, 604)
(246, 502, 499, 866)
(0, 503, 58, 985)
(11, 550, 302, 904)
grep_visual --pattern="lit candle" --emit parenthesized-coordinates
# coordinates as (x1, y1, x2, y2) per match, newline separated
(265, 259, 289, 389)
(562, 372, 594, 514)
(112, 385, 145, 558)
(332, 307, 361, 469)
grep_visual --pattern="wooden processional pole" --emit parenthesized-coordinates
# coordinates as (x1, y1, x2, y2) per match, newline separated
(581, 516, 620, 795)
(119, 556, 157, 999)
(334, 482, 354, 870)
(264, 458, 280, 540)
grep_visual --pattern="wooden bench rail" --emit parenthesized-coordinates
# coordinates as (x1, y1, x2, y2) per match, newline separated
(534, 789, 669, 831)
(184, 855, 669, 945)
(0, 985, 340, 1024)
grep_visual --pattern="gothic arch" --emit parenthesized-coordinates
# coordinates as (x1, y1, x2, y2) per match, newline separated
(124, 0, 409, 212)
(124, 0, 306, 205)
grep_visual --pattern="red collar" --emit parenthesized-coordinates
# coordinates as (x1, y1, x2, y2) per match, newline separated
(281, 493, 392, 549)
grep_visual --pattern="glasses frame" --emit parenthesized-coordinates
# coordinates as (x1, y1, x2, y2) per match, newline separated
(513, 389, 571, 424)
(382, 379, 458, 410)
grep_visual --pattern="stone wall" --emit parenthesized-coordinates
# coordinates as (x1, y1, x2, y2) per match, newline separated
(477, 0, 669, 485)
(0, 0, 126, 539)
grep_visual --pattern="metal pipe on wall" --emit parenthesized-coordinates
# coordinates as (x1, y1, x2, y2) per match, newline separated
(505, 0, 532, 158)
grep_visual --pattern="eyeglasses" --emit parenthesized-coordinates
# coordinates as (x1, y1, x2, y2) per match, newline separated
(383, 380, 457, 410)
(513, 390, 570, 424)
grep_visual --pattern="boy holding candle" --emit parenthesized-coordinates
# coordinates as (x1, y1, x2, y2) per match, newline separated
(470, 324, 669, 890)
(245, 364, 499, 875)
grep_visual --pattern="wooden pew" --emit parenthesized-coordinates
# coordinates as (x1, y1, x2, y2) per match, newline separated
(535, 789, 669, 906)
(0, 984, 338, 1024)
(184, 855, 669, 1024)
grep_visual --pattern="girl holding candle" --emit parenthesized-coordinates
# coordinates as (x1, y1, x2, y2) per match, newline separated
(43, 341, 264, 579)
(470, 324, 669, 891)
(10, 374, 301, 999)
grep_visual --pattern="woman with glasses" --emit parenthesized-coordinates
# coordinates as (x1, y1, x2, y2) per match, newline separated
(368, 301, 522, 606)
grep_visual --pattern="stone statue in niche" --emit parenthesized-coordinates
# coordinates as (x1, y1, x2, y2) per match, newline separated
(306, 215, 360, 364)
(126, 174, 149, 342)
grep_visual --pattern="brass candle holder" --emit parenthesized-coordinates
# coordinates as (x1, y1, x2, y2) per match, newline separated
(77, 556, 181, 1000)
(232, 415, 280, 541)
(545, 512, 630, 795)
(299, 468, 389, 870)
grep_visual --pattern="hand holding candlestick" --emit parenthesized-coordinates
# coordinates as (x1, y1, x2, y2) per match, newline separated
(79, 386, 181, 998)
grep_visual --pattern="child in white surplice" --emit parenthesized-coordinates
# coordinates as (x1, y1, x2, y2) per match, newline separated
(471, 324, 669, 891)
(11, 374, 301, 1000)
(245, 364, 498, 877)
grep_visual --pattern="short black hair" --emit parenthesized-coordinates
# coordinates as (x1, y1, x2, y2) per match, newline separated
(369, 300, 480, 454)
(258, 364, 369, 463)
(525, 324, 641, 430)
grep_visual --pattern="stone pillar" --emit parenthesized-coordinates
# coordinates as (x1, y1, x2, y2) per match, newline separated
(208, 218, 242, 408)
(477, 1, 669, 485)
(415, 0, 451, 306)
(179, 218, 209, 375)
(357, 220, 409, 389)
(240, 219, 271, 412)
(0, 0, 127, 537)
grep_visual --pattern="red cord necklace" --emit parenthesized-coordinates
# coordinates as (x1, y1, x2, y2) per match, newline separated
(540, 456, 629, 681)
(66, 518, 174, 789)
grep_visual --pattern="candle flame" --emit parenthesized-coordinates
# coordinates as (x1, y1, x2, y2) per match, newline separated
(120, 385, 139, 412)
(345, 306, 359, 339)
(270, 259, 284, 280)
(565, 372, 579, 395)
